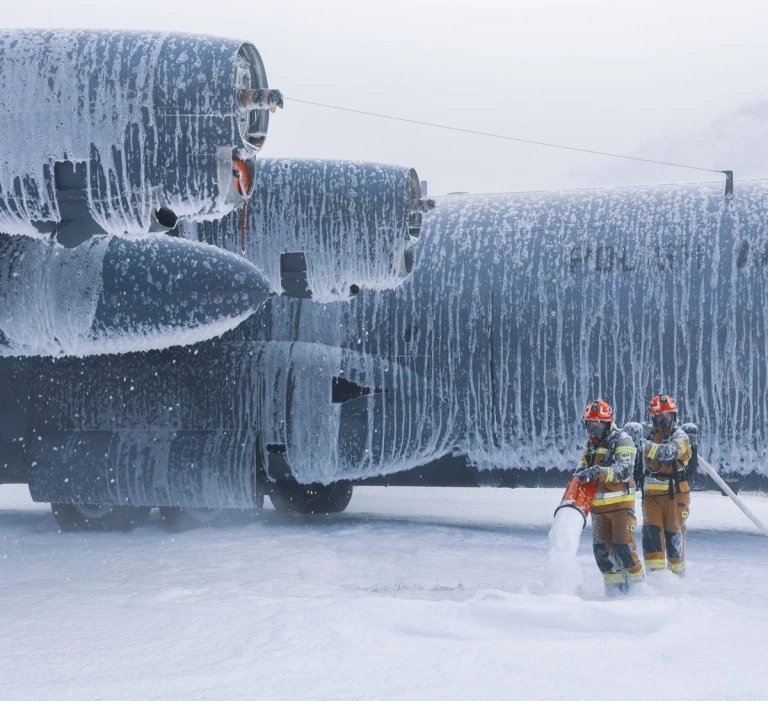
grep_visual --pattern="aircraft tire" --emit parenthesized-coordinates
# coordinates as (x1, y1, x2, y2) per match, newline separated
(159, 494, 264, 531)
(269, 481, 354, 515)
(51, 503, 151, 532)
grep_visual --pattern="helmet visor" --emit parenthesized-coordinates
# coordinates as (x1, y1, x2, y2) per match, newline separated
(653, 412, 675, 430)
(585, 420, 609, 439)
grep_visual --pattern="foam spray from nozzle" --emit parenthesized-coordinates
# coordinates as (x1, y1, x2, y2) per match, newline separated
(544, 475, 598, 595)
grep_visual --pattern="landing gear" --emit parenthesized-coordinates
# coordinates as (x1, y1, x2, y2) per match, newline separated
(159, 506, 229, 530)
(159, 492, 264, 531)
(269, 481, 354, 515)
(51, 503, 151, 532)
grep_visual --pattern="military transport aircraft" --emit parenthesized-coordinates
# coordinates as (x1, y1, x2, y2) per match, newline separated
(1, 30, 765, 530)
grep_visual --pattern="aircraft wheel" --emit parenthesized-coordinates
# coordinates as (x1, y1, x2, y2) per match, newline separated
(159, 495, 264, 531)
(269, 481, 354, 515)
(51, 503, 151, 532)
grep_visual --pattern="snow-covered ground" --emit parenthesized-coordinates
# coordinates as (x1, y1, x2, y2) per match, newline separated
(1, 484, 767, 701)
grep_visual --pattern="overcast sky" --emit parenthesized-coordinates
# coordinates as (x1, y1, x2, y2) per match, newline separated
(5, 1, 768, 194)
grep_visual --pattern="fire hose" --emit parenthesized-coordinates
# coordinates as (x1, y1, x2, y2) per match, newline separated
(697, 456, 768, 536)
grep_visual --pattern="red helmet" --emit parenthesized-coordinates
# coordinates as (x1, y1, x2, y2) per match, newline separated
(649, 393, 678, 432)
(649, 394, 678, 415)
(584, 399, 613, 422)
(584, 399, 612, 439)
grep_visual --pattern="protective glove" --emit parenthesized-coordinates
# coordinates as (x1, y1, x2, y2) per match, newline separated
(574, 465, 603, 483)
(644, 440, 661, 460)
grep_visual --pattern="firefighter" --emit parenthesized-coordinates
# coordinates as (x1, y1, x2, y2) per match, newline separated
(641, 393, 692, 576)
(575, 399, 645, 595)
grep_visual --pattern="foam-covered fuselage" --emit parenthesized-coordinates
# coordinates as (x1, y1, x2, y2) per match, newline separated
(246, 181, 768, 488)
(2, 181, 766, 505)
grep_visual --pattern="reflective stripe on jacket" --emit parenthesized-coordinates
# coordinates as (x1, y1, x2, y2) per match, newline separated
(581, 425, 638, 513)
(644, 427, 692, 495)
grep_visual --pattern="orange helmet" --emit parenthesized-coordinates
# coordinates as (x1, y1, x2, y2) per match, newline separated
(649, 393, 678, 415)
(584, 399, 613, 422)
(649, 393, 678, 431)
(583, 399, 612, 439)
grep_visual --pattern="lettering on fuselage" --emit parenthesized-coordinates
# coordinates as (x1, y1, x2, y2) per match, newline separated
(568, 245, 637, 273)
(569, 243, 706, 274)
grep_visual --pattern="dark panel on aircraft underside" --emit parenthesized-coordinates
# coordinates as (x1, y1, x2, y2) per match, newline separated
(30, 430, 258, 508)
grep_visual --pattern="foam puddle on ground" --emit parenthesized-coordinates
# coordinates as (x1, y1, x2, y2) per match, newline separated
(387, 588, 674, 641)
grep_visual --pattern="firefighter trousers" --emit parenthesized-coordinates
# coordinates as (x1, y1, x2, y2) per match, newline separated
(642, 492, 690, 575)
(591, 509, 644, 594)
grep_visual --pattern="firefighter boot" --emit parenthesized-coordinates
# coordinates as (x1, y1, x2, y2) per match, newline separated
(613, 541, 645, 590)
(594, 542, 628, 596)
(603, 570, 629, 597)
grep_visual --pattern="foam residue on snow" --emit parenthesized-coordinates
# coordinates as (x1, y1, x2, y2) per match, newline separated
(545, 506, 586, 595)
(192, 159, 423, 300)
(3, 485, 768, 701)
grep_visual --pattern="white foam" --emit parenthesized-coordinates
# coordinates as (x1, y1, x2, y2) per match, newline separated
(544, 506, 587, 595)
(264, 182, 768, 480)
(0, 234, 109, 355)
(191, 159, 422, 301)
(0, 30, 257, 236)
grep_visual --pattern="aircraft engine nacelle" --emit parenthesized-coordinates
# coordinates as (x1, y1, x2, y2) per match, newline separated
(0, 29, 277, 244)
(192, 159, 432, 300)
(0, 232, 270, 358)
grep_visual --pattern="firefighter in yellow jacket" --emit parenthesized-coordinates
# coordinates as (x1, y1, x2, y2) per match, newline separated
(641, 393, 692, 575)
(575, 399, 645, 595)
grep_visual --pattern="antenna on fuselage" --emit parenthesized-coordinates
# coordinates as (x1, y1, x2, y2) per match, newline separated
(723, 170, 734, 198)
